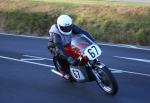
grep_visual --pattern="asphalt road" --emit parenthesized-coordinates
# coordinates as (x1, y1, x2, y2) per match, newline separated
(0, 33, 150, 103)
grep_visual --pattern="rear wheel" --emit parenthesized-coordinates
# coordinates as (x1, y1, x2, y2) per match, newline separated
(94, 66, 118, 95)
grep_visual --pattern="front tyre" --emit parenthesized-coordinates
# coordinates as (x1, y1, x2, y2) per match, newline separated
(94, 66, 118, 96)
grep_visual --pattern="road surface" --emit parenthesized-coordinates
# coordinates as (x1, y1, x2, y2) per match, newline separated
(0, 33, 150, 103)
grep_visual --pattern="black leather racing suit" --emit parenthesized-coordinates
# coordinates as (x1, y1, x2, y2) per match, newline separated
(48, 24, 94, 72)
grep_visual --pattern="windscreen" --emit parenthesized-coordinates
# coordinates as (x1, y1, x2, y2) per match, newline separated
(71, 34, 94, 51)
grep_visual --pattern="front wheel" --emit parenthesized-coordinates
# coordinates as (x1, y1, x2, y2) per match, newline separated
(94, 66, 118, 96)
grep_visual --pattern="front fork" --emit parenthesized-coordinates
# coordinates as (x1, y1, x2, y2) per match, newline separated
(87, 59, 106, 81)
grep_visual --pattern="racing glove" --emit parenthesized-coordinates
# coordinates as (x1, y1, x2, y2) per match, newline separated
(67, 57, 80, 66)
(67, 57, 76, 65)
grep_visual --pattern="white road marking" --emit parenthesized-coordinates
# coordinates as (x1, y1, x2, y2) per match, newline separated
(114, 56, 150, 63)
(1, 32, 150, 51)
(0, 32, 48, 39)
(0, 55, 55, 68)
(100, 43, 137, 48)
(23, 55, 53, 61)
(21, 58, 45, 61)
(1, 55, 150, 77)
(100, 43, 150, 51)
(111, 69, 123, 73)
(110, 68, 150, 77)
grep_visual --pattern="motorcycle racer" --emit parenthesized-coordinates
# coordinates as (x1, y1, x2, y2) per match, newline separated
(48, 15, 94, 80)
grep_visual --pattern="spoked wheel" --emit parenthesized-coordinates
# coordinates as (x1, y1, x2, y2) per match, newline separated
(94, 66, 118, 96)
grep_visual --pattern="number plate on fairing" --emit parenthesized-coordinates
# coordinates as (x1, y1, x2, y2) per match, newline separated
(84, 44, 101, 60)
(70, 68, 85, 81)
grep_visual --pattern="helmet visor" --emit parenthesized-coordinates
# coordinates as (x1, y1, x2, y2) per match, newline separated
(59, 25, 72, 33)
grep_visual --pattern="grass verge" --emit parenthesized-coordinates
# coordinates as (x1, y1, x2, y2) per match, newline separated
(0, 0, 150, 45)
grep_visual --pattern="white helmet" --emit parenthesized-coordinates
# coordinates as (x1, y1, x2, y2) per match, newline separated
(57, 15, 72, 35)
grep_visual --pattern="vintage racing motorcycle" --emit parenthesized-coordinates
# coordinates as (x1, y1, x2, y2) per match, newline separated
(52, 34, 118, 96)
